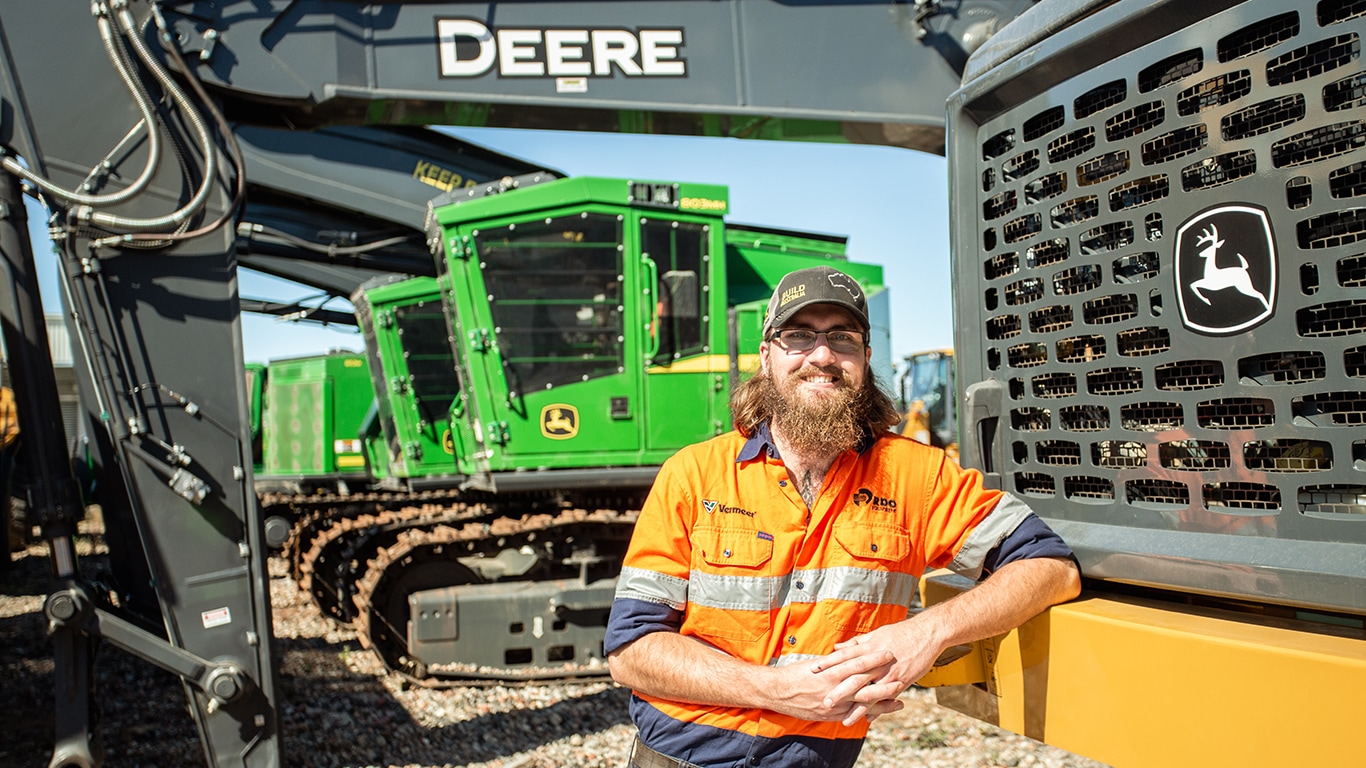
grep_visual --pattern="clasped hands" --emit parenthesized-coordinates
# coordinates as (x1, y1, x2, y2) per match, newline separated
(781, 623, 931, 727)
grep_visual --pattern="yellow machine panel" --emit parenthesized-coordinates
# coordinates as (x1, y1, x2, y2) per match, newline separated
(917, 572, 1366, 768)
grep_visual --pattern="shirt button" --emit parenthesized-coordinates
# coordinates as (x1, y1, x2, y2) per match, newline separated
(723, 549, 732, 558)
(788, 636, 797, 645)
(749, 758, 760, 766)
(870, 543, 879, 553)
(779, 479, 787, 487)
(795, 581, 805, 590)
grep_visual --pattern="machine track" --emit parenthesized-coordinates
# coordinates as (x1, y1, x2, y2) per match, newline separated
(261, 490, 640, 685)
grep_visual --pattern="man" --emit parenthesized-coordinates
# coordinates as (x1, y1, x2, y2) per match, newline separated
(605, 265, 1081, 768)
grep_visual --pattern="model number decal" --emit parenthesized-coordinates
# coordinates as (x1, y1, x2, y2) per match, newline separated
(437, 19, 686, 78)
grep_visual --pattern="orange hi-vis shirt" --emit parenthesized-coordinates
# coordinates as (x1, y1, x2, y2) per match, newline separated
(608, 427, 1039, 753)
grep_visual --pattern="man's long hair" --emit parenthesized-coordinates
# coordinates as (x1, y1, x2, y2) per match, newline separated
(731, 362, 902, 438)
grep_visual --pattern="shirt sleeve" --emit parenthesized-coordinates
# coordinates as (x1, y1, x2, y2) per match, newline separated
(979, 513, 1076, 578)
(604, 455, 696, 654)
(914, 448, 1073, 581)
(604, 596, 684, 655)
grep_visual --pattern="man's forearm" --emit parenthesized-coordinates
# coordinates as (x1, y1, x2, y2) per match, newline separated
(608, 629, 898, 722)
(608, 630, 771, 710)
(915, 556, 1081, 653)
(815, 555, 1081, 722)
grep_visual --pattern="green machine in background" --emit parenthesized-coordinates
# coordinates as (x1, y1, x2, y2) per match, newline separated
(351, 275, 458, 486)
(347, 174, 890, 493)
(251, 352, 375, 494)
(259, 175, 889, 679)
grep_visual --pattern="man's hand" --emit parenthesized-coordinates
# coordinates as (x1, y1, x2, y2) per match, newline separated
(609, 629, 898, 721)
(765, 648, 898, 722)
(811, 622, 934, 726)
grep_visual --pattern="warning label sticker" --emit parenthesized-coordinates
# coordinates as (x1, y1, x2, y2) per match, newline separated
(201, 607, 232, 629)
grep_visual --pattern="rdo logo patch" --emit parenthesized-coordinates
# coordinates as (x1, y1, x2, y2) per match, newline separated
(1174, 205, 1277, 335)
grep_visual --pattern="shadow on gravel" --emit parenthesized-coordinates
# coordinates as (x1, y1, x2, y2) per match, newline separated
(1, 549, 205, 767)
(272, 627, 633, 767)
(3, 545, 634, 768)
(404, 686, 632, 767)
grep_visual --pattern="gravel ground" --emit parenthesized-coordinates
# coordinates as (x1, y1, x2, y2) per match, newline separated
(1, 517, 1109, 768)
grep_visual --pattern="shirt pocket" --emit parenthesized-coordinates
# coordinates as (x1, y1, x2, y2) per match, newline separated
(688, 526, 775, 643)
(832, 521, 911, 565)
(822, 521, 915, 634)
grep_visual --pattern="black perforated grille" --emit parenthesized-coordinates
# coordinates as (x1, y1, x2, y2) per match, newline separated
(963, 0, 1366, 571)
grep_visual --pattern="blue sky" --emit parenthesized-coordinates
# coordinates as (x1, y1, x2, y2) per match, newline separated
(27, 128, 955, 370)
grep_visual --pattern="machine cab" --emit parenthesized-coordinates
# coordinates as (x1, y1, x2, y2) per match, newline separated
(429, 176, 731, 482)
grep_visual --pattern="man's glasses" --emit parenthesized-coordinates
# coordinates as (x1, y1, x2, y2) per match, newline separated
(769, 328, 865, 354)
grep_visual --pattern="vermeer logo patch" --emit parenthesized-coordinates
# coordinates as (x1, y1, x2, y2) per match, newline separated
(701, 499, 755, 517)
(1175, 205, 1276, 335)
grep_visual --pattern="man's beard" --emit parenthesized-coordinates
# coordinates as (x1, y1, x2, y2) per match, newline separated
(759, 365, 875, 457)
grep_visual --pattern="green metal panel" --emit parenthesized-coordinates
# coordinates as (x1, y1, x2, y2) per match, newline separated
(260, 352, 372, 477)
(430, 176, 730, 230)
(244, 362, 265, 473)
(354, 276, 468, 480)
(452, 205, 647, 469)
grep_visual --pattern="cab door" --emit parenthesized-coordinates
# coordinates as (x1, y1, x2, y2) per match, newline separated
(457, 210, 644, 471)
(638, 215, 725, 452)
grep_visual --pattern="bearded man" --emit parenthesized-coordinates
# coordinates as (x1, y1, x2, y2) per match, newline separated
(606, 265, 1080, 768)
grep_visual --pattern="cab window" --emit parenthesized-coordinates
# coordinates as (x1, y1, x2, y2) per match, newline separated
(474, 213, 625, 392)
(641, 218, 708, 365)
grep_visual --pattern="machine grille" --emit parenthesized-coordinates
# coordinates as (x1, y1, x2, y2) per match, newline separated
(965, 0, 1366, 553)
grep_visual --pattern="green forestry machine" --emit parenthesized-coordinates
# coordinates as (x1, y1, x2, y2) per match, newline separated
(252, 175, 890, 682)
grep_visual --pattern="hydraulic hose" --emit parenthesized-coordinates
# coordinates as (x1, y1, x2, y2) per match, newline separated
(85, 0, 219, 233)
(0, 9, 162, 208)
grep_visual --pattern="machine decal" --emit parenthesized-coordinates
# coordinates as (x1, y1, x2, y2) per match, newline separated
(681, 196, 726, 212)
(540, 404, 580, 439)
(1174, 205, 1276, 335)
(437, 19, 687, 79)
(413, 159, 479, 192)
(201, 607, 232, 629)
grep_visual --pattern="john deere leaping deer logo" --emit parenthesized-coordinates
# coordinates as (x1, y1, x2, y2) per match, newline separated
(1175, 205, 1276, 335)
(540, 404, 579, 439)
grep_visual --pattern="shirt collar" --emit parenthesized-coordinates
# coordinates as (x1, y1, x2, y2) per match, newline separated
(736, 421, 779, 463)
(735, 421, 880, 463)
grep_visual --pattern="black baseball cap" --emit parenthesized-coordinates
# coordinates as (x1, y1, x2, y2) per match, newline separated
(763, 266, 870, 337)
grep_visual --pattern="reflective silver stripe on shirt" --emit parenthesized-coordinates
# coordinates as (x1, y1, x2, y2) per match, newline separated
(689, 565, 917, 613)
(948, 492, 1032, 580)
(687, 570, 785, 611)
(772, 653, 821, 668)
(616, 565, 689, 610)
(785, 566, 918, 610)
